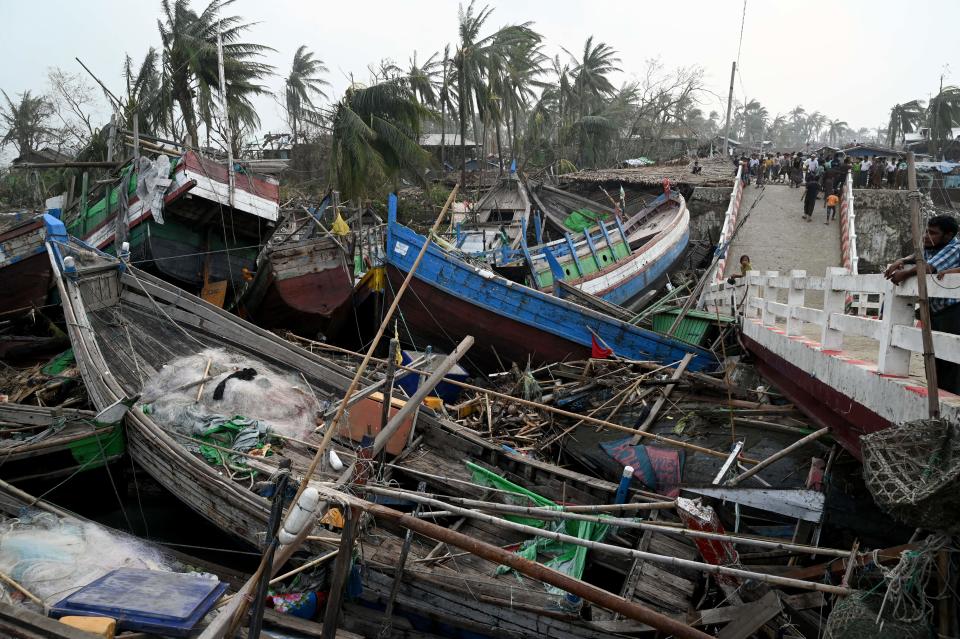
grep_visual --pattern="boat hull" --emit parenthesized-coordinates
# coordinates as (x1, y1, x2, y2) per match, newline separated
(386, 209, 716, 373)
(0, 220, 51, 315)
(742, 333, 890, 459)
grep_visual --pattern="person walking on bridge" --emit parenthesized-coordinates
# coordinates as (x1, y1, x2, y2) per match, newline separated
(802, 173, 819, 221)
(885, 215, 960, 393)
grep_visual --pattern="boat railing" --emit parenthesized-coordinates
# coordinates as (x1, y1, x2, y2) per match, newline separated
(704, 268, 960, 377)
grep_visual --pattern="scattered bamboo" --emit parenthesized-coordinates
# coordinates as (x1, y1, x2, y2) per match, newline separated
(726, 427, 830, 486)
(195, 359, 212, 402)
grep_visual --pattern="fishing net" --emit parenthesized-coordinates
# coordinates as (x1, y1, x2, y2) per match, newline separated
(825, 593, 930, 639)
(141, 348, 321, 441)
(861, 418, 960, 533)
(0, 511, 174, 609)
(825, 534, 946, 638)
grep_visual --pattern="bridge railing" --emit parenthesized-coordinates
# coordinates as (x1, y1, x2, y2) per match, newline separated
(839, 171, 859, 275)
(708, 164, 745, 285)
(703, 268, 960, 378)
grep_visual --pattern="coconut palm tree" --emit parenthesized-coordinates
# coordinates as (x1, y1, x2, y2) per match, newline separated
(0, 90, 54, 156)
(118, 49, 170, 138)
(328, 79, 432, 199)
(886, 100, 924, 147)
(827, 119, 848, 145)
(285, 45, 329, 143)
(453, 1, 538, 187)
(157, 0, 273, 148)
(566, 37, 620, 166)
(436, 45, 458, 169)
(926, 86, 960, 159)
(406, 51, 442, 108)
(492, 37, 547, 164)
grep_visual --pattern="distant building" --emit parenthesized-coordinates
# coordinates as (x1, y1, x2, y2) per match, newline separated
(11, 147, 73, 165)
(420, 133, 479, 171)
(840, 143, 902, 158)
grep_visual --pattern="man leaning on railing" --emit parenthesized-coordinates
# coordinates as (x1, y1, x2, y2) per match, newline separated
(884, 215, 960, 393)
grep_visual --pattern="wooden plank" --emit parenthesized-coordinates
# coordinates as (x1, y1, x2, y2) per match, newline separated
(716, 591, 781, 639)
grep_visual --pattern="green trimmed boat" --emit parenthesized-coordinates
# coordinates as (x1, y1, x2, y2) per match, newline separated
(68, 150, 280, 303)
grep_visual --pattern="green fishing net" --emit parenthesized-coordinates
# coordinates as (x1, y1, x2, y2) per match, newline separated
(563, 209, 609, 233)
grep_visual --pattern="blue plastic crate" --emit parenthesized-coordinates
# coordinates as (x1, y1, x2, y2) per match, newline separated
(49, 568, 227, 637)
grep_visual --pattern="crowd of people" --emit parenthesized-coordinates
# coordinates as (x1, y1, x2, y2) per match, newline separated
(732, 150, 908, 224)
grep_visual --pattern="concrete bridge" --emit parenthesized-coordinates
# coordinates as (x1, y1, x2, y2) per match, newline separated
(702, 168, 959, 458)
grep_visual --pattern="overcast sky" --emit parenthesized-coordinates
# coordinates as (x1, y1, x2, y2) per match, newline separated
(1, 0, 957, 152)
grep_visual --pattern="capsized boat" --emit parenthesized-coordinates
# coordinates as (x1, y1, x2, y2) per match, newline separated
(386, 194, 716, 372)
(47, 226, 673, 639)
(67, 150, 280, 306)
(236, 194, 355, 339)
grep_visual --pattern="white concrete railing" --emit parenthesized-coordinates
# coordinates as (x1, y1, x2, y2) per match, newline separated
(704, 268, 960, 377)
(839, 171, 859, 274)
(710, 164, 746, 285)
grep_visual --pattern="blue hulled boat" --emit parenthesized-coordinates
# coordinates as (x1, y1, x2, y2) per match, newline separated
(385, 194, 717, 373)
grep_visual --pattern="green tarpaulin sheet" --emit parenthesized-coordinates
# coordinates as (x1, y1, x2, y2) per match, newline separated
(562, 208, 609, 233)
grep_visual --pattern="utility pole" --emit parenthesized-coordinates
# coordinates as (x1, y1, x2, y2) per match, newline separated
(907, 151, 940, 418)
(722, 61, 736, 158)
(217, 27, 236, 208)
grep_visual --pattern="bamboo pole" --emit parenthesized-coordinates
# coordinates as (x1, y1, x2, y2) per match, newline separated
(284, 335, 758, 464)
(288, 183, 458, 511)
(362, 485, 853, 559)
(195, 359, 212, 402)
(726, 427, 830, 486)
(338, 488, 853, 596)
(0, 569, 44, 608)
(269, 550, 339, 585)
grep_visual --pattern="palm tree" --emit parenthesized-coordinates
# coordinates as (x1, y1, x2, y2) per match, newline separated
(119, 49, 170, 138)
(285, 45, 329, 143)
(806, 111, 827, 142)
(886, 100, 924, 147)
(0, 90, 53, 156)
(453, 1, 538, 187)
(926, 86, 960, 159)
(157, 0, 273, 147)
(328, 79, 432, 199)
(437, 45, 457, 168)
(567, 36, 620, 165)
(827, 119, 848, 145)
(406, 51, 442, 108)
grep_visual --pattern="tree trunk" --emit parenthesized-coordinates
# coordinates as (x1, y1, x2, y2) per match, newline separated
(496, 119, 504, 175)
(174, 73, 199, 148)
(505, 108, 514, 166)
(440, 100, 446, 170)
(458, 70, 468, 191)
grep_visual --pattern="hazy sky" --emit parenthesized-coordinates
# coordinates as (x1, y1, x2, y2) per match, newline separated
(1, 0, 957, 152)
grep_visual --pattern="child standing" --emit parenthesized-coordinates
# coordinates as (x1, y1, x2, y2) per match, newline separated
(825, 192, 839, 224)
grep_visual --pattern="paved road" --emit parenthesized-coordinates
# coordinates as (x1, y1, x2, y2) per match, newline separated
(723, 183, 842, 308)
(724, 183, 926, 380)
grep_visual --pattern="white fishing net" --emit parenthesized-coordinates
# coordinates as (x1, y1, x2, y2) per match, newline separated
(0, 511, 173, 608)
(141, 348, 321, 440)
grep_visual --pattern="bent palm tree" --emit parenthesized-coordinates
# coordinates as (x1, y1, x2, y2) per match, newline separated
(329, 80, 432, 199)
(285, 45, 328, 142)
(158, 0, 273, 147)
(453, 0, 539, 187)
(886, 100, 924, 147)
(926, 87, 960, 159)
(0, 90, 54, 156)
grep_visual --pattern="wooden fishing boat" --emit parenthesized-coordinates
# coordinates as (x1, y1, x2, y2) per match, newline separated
(0, 403, 124, 483)
(0, 213, 59, 317)
(511, 192, 690, 308)
(450, 171, 530, 254)
(237, 198, 355, 339)
(527, 179, 618, 238)
(386, 195, 716, 372)
(47, 229, 684, 639)
(67, 150, 280, 304)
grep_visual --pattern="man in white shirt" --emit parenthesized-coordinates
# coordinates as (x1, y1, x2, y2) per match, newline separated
(804, 155, 818, 179)
(886, 158, 896, 187)
(860, 157, 872, 188)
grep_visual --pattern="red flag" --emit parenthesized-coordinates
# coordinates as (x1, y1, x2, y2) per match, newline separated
(591, 334, 613, 359)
